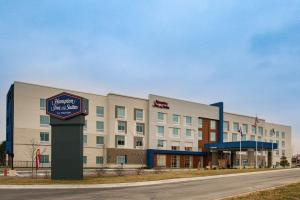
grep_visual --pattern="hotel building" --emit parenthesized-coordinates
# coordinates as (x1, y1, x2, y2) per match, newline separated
(6, 82, 292, 168)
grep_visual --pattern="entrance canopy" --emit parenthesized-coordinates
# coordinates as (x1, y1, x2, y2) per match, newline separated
(204, 141, 278, 151)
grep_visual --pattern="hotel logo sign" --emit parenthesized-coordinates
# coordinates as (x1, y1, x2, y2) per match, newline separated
(46, 92, 85, 120)
(153, 100, 170, 109)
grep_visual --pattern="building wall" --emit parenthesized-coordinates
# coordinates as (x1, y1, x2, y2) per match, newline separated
(9, 81, 293, 168)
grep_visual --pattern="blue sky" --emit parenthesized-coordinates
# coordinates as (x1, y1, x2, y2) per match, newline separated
(0, 0, 300, 153)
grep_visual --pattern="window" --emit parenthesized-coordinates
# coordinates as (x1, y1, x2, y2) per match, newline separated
(134, 109, 143, 121)
(185, 116, 192, 126)
(258, 127, 263, 136)
(96, 156, 103, 164)
(136, 123, 144, 135)
(117, 121, 127, 133)
(171, 155, 180, 168)
(115, 106, 125, 119)
(83, 135, 87, 145)
(157, 112, 165, 122)
(96, 106, 104, 117)
(171, 146, 180, 150)
(157, 126, 164, 137)
(185, 129, 192, 138)
(258, 136, 261, 141)
(242, 124, 248, 133)
(210, 132, 216, 142)
(270, 129, 274, 137)
(40, 155, 49, 163)
(172, 128, 180, 138)
(252, 125, 256, 134)
(40, 132, 49, 143)
(135, 137, 143, 147)
(276, 131, 280, 138)
(157, 155, 166, 167)
(282, 150, 286, 156)
(276, 140, 279, 147)
(184, 156, 192, 168)
(232, 133, 238, 142)
(223, 121, 229, 131)
(185, 146, 192, 151)
(96, 121, 104, 132)
(84, 120, 87, 130)
(250, 135, 255, 141)
(172, 114, 180, 124)
(281, 132, 285, 139)
(40, 98, 46, 110)
(242, 134, 246, 141)
(198, 130, 203, 140)
(233, 122, 239, 132)
(40, 115, 49, 126)
(157, 140, 166, 148)
(264, 129, 267, 136)
(83, 156, 87, 164)
(116, 155, 127, 164)
(276, 150, 279, 156)
(96, 136, 104, 145)
(282, 141, 285, 148)
(116, 135, 125, 146)
(210, 120, 216, 129)
(223, 132, 228, 142)
(198, 118, 203, 128)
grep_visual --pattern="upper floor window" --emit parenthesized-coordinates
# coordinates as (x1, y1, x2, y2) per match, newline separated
(242, 124, 248, 133)
(116, 135, 125, 147)
(223, 132, 228, 142)
(96, 106, 104, 117)
(210, 132, 216, 142)
(157, 126, 164, 137)
(251, 125, 256, 134)
(258, 136, 262, 141)
(157, 140, 166, 148)
(223, 121, 229, 131)
(40, 155, 49, 163)
(40, 98, 46, 110)
(232, 133, 238, 142)
(96, 156, 103, 164)
(242, 134, 246, 141)
(172, 128, 180, 138)
(210, 120, 216, 129)
(135, 137, 143, 148)
(281, 132, 286, 139)
(96, 121, 104, 132)
(250, 135, 255, 141)
(134, 109, 143, 121)
(185, 129, 192, 138)
(40, 115, 49, 126)
(115, 106, 125, 119)
(40, 132, 49, 143)
(136, 123, 145, 135)
(117, 121, 127, 133)
(83, 156, 87, 164)
(258, 127, 263, 136)
(83, 135, 87, 145)
(172, 114, 180, 124)
(96, 136, 104, 145)
(198, 130, 203, 140)
(185, 116, 192, 126)
(171, 146, 180, 150)
(198, 118, 203, 128)
(282, 141, 285, 148)
(157, 112, 165, 122)
(233, 122, 239, 132)
(276, 131, 280, 138)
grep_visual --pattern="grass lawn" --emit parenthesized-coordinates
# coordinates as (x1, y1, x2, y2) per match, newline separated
(225, 182, 300, 200)
(0, 168, 278, 185)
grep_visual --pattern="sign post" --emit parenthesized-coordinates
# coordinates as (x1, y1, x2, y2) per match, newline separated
(46, 92, 88, 180)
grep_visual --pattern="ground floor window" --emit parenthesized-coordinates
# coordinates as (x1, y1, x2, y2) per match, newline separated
(184, 156, 192, 168)
(96, 156, 103, 164)
(116, 155, 127, 165)
(157, 155, 166, 167)
(171, 155, 180, 168)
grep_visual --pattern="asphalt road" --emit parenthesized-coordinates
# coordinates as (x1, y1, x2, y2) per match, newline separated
(1, 169, 300, 200)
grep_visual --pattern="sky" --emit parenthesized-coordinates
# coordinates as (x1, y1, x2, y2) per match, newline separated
(0, 0, 299, 153)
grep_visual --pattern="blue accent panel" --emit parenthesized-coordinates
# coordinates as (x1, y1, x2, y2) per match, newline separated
(210, 102, 224, 144)
(146, 149, 207, 168)
(6, 84, 14, 155)
(204, 141, 278, 150)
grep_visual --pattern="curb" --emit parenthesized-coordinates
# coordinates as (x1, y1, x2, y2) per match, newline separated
(0, 168, 299, 189)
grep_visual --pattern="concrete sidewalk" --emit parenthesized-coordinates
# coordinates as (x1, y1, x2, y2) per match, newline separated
(0, 168, 299, 189)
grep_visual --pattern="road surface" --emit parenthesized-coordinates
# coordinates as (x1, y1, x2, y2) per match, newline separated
(1, 168, 300, 200)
